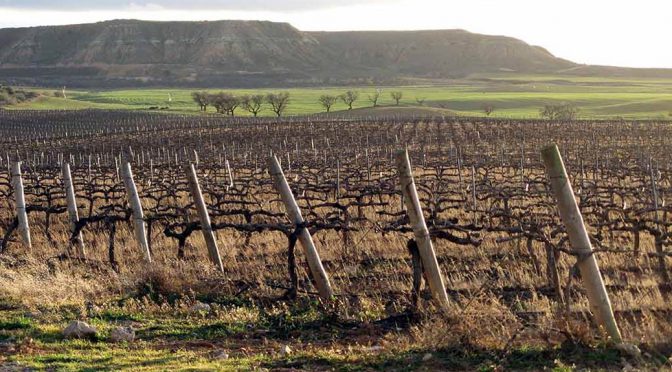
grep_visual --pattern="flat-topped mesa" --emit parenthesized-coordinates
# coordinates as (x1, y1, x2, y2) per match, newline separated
(0, 19, 576, 87)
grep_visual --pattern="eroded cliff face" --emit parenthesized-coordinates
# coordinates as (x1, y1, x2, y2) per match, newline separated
(0, 19, 575, 87)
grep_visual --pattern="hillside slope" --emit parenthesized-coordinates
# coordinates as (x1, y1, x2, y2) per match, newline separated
(0, 19, 591, 87)
(310, 30, 573, 78)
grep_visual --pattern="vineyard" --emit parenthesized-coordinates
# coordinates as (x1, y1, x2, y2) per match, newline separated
(0, 110, 671, 370)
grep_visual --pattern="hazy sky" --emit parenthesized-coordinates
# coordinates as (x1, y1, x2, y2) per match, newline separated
(0, 0, 669, 68)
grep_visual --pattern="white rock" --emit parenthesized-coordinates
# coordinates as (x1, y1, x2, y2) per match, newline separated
(110, 327, 135, 343)
(189, 302, 212, 314)
(422, 353, 433, 362)
(364, 345, 385, 353)
(63, 321, 97, 339)
(211, 350, 229, 360)
(280, 344, 292, 357)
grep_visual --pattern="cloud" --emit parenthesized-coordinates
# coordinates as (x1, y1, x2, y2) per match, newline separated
(0, 0, 391, 11)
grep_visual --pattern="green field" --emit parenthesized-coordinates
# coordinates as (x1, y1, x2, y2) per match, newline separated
(9, 73, 672, 119)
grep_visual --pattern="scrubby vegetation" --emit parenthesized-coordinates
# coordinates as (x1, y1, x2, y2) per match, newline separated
(0, 85, 38, 107)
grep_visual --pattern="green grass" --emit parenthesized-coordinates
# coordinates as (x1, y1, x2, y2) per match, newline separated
(8, 73, 672, 119)
(0, 295, 667, 371)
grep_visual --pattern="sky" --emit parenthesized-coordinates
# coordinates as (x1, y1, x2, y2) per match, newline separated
(0, 0, 669, 68)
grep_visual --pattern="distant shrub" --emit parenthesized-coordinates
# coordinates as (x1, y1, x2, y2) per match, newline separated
(540, 103, 579, 121)
(0, 85, 37, 106)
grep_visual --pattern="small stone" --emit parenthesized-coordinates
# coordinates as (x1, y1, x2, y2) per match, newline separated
(365, 345, 384, 353)
(110, 327, 135, 343)
(23, 310, 41, 319)
(211, 350, 229, 360)
(422, 353, 433, 362)
(63, 321, 97, 339)
(616, 343, 641, 358)
(280, 344, 292, 357)
(189, 302, 211, 314)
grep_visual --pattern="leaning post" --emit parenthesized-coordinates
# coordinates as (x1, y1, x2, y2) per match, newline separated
(61, 163, 86, 257)
(185, 163, 224, 271)
(121, 158, 152, 263)
(11, 162, 31, 249)
(395, 149, 450, 308)
(541, 144, 622, 343)
(268, 155, 334, 300)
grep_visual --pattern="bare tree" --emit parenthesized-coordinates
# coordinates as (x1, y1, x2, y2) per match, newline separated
(241, 94, 265, 117)
(415, 97, 426, 106)
(340, 90, 359, 110)
(208, 92, 240, 116)
(540, 103, 579, 120)
(266, 92, 290, 117)
(483, 104, 495, 117)
(318, 94, 338, 113)
(191, 91, 210, 111)
(390, 91, 403, 106)
(368, 89, 382, 107)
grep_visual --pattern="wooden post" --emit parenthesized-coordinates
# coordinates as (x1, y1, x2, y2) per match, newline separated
(11, 162, 31, 249)
(269, 155, 334, 299)
(225, 160, 234, 188)
(185, 164, 224, 271)
(61, 163, 85, 257)
(541, 144, 622, 343)
(395, 150, 450, 308)
(121, 160, 152, 263)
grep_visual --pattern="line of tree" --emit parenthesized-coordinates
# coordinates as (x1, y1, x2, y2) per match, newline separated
(191, 91, 290, 117)
(318, 90, 409, 112)
(193, 89, 415, 116)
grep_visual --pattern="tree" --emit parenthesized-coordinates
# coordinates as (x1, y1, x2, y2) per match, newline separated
(241, 94, 265, 117)
(266, 92, 290, 117)
(390, 91, 403, 106)
(318, 94, 338, 113)
(368, 89, 382, 107)
(208, 92, 240, 116)
(540, 103, 579, 120)
(340, 90, 359, 110)
(483, 104, 495, 117)
(191, 91, 210, 112)
(415, 97, 427, 106)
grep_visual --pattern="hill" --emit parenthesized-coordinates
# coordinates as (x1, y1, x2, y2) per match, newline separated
(0, 19, 668, 88)
(0, 19, 581, 88)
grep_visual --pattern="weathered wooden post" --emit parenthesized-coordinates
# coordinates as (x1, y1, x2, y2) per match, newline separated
(61, 163, 86, 257)
(269, 155, 334, 299)
(225, 160, 234, 188)
(541, 144, 622, 343)
(185, 164, 224, 271)
(11, 162, 31, 249)
(121, 159, 152, 263)
(395, 149, 450, 308)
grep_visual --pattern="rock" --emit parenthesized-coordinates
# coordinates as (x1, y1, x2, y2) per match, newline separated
(211, 350, 229, 360)
(280, 344, 292, 357)
(616, 343, 641, 358)
(23, 310, 41, 319)
(0, 361, 24, 372)
(109, 327, 135, 343)
(189, 302, 211, 314)
(63, 321, 97, 340)
(422, 353, 433, 362)
(364, 345, 384, 353)
(0, 339, 16, 354)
